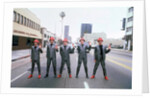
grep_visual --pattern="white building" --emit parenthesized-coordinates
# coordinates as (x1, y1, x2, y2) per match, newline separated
(104, 38, 124, 48)
(123, 7, 133, 51)
(41, 27, 56, 47)
(13, 8, 41, 50)
(84, 32, 107, 45)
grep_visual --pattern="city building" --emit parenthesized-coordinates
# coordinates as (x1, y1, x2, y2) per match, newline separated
(41, 27, 56, 47)
(81, 23, 92, 37)
(13, 8, 42, 50)
(122, 7, 134, 51)
(68, 36, 72, 43)
(103, 38, 124, 48)
(84, 32, 107, 45)
(64, 25, 69, 39)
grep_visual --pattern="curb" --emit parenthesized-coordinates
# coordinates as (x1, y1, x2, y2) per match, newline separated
(12, 55, 30, 62)
(12, 51, 46, 62)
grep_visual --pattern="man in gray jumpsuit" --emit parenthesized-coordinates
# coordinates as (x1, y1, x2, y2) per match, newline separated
(57, 38, 75, 78)
(76, 38, 91, 78)
(44, 37, 58, 78)
(28, 39, 43, 79)
(91, 37, 111, 80)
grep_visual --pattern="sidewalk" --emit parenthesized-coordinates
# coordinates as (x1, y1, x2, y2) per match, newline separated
(12, 48, 46, 61)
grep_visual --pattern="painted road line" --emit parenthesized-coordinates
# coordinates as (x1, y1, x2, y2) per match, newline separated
(107, 56, 132, 63)
(106, 58, 132, 71)
(11, 71, 28, 83)
(84, 81, 89, 89)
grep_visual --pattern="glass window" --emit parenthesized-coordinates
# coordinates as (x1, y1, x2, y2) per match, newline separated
(26, 18, 29, 27)
(26, 38, 31, 46)
(128, 17, 133, 22)
(128, 7, 134, 13)
(24, 17, 26, 26)
(20, 15, 23, 24)
(38, 25, 40, 30)
(31, 21, 33, 28)
(13, 11, 16, 22)
(13, 36, 19, 46)
(35, 23, 37, 30)
(44, 34, 46, 37)
(30, 20, 32, 28)
(33, 21, 34, 29)
(126, 27, 133, 32)
(17, 13, 20, 23)
(29, 20, 31, 27)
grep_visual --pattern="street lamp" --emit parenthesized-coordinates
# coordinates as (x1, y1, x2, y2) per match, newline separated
(59, 11, 66, 39)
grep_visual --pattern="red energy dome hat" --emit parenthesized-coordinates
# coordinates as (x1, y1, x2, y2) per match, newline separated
(63, 38, 68, 42)
(34, 39, 39, 43)
(97, 37, 103, 42)
(80, 38, 85, 41)
(49, 37, 55, 41)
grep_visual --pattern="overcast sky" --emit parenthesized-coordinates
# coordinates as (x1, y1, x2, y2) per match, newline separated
(29, 7, 128, 42)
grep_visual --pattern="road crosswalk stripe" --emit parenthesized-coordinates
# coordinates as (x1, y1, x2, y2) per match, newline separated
(106, 58, 132, 71)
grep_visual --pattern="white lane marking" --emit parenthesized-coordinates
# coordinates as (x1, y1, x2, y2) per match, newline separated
(84, 81, 89, 89)
(11, 71, 28, 83)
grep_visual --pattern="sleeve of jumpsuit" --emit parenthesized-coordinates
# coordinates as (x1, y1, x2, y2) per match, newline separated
(69, 47, 75, 53)
(86, 45, 91, 53)
(46, 45, 49, 58)
(105, 46, 111, 54)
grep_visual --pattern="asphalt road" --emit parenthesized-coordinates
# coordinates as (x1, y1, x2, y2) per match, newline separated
(11, 49, 132, 89)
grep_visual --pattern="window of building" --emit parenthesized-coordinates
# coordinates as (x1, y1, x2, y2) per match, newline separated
(13, 11, 16, 22)
(26, 38, 31, 46)
(31, 21, 33, 28)
(128, 17, 133, 22)
(29, 20, 31, 27)
(24, 17, 26, 26)
(26, 19, 29, 27)
(128, 7, 134, 13)
(30, 20, 32, 28)
(44, 34, 46, 38)
(17, 13, 20, 23)
(33, 22, 35, 29)
(35, 23, 37, 30)
(20, 15, 23, 24)
(38, 25, 40, 30)
(13, 36, 19, 46)
(126, 27, 133, 32)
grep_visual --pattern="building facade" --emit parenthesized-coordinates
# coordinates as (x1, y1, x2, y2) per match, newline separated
(122, 7, 134, 51)
(13, 8, 42, 50)
(64, 25, 69, 39)
(81, 23, 92, 37)
(41, 27, 56, 47)
(84, 32, 107, 45)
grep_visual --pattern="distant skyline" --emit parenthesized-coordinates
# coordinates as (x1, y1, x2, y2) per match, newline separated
(29, 7, 128, 42)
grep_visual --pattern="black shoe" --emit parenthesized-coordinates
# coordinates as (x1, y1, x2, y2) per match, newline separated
(76, 75, 78, 78)
(44, 74, 48, 78)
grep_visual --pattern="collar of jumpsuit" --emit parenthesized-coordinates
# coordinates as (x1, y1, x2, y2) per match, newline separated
(64, 45, 67, 49)
(81, 44, 84, 47)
